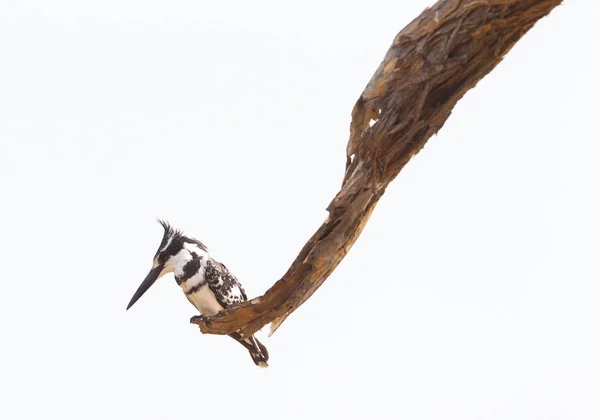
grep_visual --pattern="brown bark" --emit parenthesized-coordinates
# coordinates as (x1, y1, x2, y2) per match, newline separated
(192, 0, 563, 338)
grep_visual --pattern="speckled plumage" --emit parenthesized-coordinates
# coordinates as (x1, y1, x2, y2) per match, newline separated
(128, 220, 269, 367)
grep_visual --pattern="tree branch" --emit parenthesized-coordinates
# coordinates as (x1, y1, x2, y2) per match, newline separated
(192, 0, 563, 338)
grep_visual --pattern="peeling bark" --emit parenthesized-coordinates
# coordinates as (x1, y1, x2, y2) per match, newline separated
(192, 0, 563, 338)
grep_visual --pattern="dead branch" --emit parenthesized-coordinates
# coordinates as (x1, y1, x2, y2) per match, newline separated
(192, 0, 563, 338)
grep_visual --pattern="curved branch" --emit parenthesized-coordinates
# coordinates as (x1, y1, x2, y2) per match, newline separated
(192, 0, 563, 338)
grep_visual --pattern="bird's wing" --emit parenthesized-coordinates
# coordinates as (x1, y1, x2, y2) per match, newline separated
(204, 258, 248, 309)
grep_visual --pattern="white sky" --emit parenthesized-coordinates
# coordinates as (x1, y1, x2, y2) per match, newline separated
(1, 1, 599, 419)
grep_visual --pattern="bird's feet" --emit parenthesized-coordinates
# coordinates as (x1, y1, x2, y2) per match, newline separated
(190, 315, 210, 326)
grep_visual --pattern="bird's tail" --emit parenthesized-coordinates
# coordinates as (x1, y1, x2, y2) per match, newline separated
(229, 332, 269, 368)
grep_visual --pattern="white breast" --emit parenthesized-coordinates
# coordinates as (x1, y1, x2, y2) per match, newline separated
(186, 285, 224, 316)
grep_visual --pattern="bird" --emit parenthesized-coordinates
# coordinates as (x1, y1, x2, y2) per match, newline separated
(126, 220, 269, 367)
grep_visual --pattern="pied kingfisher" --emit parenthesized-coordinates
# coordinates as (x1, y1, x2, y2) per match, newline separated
(126, 220, 269, 367)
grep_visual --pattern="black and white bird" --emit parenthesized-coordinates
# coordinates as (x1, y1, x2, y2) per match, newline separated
(126, 220, 269, 367)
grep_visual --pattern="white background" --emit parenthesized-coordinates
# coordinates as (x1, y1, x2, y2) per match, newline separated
(1, 1, 599, 419)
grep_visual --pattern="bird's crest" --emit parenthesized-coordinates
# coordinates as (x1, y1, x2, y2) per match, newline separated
(156, 219, 208, 254)
(158, 219, 182, 239)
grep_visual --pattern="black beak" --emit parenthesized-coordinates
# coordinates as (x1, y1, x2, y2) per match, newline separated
(126, 265, 163, 310)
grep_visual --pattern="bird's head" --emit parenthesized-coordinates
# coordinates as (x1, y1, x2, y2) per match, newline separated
(126, 220, 208, 310)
